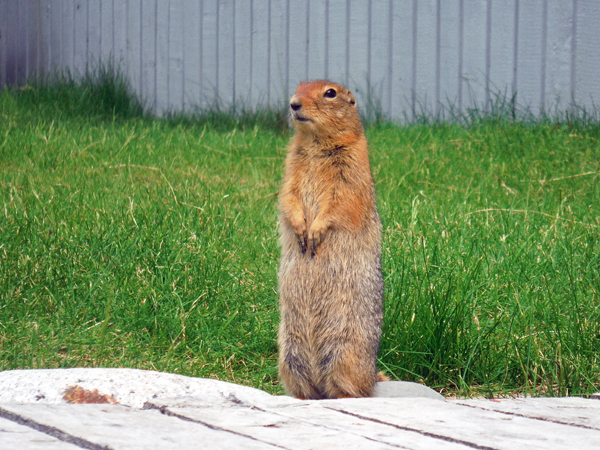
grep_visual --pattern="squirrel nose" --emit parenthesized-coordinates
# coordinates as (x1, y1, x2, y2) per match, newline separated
(290, 99, 302, 111)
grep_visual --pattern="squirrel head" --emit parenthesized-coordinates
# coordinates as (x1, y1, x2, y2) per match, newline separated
(289, 80, 363, 140)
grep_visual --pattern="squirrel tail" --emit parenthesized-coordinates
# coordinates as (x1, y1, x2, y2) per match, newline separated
(377, 371, 390, 382)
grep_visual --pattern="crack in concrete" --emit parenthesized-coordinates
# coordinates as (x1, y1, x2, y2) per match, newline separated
(143, 402, 291, 450)
(327, 407, 496, 450)
(456, 402, 600, 431)
(218, 397, 413, 449)
(0, 406, 112, 450)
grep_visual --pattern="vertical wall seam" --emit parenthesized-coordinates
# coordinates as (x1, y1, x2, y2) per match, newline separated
(345, 0, 350, 87)
(112, 0, 115, 64)
(367, 0, 371, 89)
(182, 0, 186, 109)
(5, 0, 9, 83)
(47, 1, 51, 75)
(233, 0, 237, 108)
(512, 0, 519, 104)
(139, 0, 143, 97)
(570, 0, 577, 106)
(28, 2, 35, 78)
(306, 0, 310, 80)
(199, 0, 203, 106)
(285, 0, 289, 100)
(59, 0, 63, 70)
(86, 0, 89, 73)
(98, 0, 101, 69)
(411, 0, 417, 119)
(154, 0, 157, 111)
(2, 1, 6, 84)
(458, 0, 464, 114)
(267, 0, 271, 104)
(540, 0, 547, 111)
(37, 0, 44, 77)
(72, 0, 76, 76)
(167, 1, 171, 110)
(125, 0, 128, 73)
(435, 0, 441, 115)
(126, 0, 129, 84)
(15, 1, 20, 83)
(324, 0, 329, 80)
(15, 2, 24, 79)
(35, 0, 40, 77)
(11, 0, 15, 83)
(51, 0, 54, 74)
(0, 0, 4, 87)
(14, 1, 18, 83)
(25, 1, 30, 81)
(39, 1, 43, 76)
(485, 0, 492, 110)
(387, 0, 393, 116)
(3, 0, 8, 84)
(249, 0, 254, 104)
(3, 0, 6, 84)
(216, 0, 220, 101)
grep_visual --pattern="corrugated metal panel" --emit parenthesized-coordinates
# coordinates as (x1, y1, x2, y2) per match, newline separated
(1, 0, 598, 119)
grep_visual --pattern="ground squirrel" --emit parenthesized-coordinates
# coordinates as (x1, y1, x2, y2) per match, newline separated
(278, 80, 385, 399)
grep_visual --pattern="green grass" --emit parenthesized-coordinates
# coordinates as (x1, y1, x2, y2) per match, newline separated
(1, 74, 599, 398)
(372, 122, 600, 397)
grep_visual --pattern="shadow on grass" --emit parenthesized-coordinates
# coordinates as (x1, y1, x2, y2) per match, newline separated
(9, 63, 145, 121)
(5, 64, 290, 134)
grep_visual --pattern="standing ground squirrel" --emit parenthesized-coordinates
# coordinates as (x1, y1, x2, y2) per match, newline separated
(278, 80, 385, 399)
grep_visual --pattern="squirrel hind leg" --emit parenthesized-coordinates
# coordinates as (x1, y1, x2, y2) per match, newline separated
(322, 373, 375, 399)
(279, 349, 323, 399)
(322, 372, 386, 399)
(320, 349, 379, 399)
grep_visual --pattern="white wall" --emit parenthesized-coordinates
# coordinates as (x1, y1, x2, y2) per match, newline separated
(1, 0, 599, 119)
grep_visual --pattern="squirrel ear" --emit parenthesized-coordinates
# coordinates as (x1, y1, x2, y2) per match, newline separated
(347, 91, 357, 108)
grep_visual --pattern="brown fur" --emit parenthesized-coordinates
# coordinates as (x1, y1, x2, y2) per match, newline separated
(278, 80, 384, 399)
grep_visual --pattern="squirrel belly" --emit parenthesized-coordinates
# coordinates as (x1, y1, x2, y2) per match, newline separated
(278, 80, 384, 399)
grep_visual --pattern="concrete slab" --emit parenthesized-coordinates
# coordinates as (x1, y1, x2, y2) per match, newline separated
(1, 368, 599, 449)
(374, 380, 445, 401)
(0, 368, 444, 406)
(0, 368, 272, 408)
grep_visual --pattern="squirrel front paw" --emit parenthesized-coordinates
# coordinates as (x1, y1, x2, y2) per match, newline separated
(307, 220, 328, 258)
(289, 216, 307, 255)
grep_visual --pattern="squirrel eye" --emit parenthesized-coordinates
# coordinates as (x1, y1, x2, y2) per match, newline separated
(324, 89, 337, 99)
